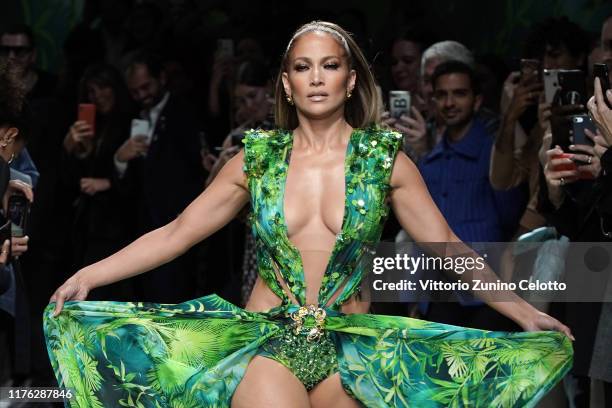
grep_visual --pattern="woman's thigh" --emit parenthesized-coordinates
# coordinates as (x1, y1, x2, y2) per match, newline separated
(309, 372, 360, 408)
(231, 355, 310, 408)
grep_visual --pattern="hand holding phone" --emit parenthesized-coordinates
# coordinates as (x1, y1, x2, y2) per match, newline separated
(130, 119, 150, 142)
(69, 121, 94, 144)
(116, 136, 150, 162)
(593, 63, 612, 109)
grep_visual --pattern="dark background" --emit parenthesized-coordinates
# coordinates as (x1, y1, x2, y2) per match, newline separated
(2, 0, 612, 74)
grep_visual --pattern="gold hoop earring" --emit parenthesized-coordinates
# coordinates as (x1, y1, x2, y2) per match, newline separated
(346, 89, 353, 99)
(7, 153, 15, 164)
(286, 94, 294, 106)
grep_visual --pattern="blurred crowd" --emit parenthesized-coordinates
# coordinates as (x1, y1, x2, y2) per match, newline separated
(0, 1, 611, 406)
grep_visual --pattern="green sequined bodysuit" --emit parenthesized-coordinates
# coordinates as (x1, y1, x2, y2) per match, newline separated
(44, 127, 573, 407)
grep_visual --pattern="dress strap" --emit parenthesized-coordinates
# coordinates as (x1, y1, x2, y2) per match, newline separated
(320, 126, 404, 309)
(243, 129, 296, 304)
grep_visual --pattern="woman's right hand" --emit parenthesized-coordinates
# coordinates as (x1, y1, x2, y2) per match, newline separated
(505, 78, 542, 122)
(395, 107, 427, 143)
(543, 145, 579, 208)
(69, 120, 94, 144)
(49, 274, 91, 316)
(382, 108, 428, 155)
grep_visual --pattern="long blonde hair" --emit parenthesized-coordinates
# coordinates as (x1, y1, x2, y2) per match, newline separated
(274, 21, 381, 130)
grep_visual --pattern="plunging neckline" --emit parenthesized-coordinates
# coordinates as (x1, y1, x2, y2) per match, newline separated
(279, 128, 356, 306)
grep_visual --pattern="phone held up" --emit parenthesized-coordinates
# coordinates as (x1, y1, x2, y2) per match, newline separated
(571, 114, 596, 147)
(543, 69, 587, 106)
(130, 119, 150, 141)
(519, 59, 541, 84)
(389, 90, 411, 119)
(7, 193, 29, 238)
(593, 63, 612, 109)
(216, 39, 234, 59)
(78, 103, 96, 134)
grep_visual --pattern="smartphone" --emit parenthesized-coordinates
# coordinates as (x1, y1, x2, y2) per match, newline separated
(593, 63, 612, 109)
(543, 69, 586, 105)
(216, 39, 234, 59)
(78, 103, 96, 134)
(7, 194, 29, 237)
(543, 69, 559, 104)
(551, 113, 573, 151)
(520, 59, 541, 84)
(558, 70, 586, 105)
(571, 114, 596, 146)
(389, 90, 411, 119)
(130, 119, 150, 141)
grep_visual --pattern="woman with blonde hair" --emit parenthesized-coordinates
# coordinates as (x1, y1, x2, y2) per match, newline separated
(45, 21, 572, 407)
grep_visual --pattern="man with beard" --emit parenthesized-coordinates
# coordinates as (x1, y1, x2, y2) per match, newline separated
(114, 53, 204, 303)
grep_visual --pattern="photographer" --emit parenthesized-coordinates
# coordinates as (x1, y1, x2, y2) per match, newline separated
(61, 64, 135, 301)
(537, 72, 612, 407)
(491, 17, 589, 235)
(0, 62, 35, 386)
(584, 71, 612, 407)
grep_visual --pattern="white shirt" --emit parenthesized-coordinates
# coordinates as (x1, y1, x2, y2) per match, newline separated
(114, 92, 170, 177)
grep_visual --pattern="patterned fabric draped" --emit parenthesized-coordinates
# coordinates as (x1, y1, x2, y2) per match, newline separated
(44, 127, 572, 407)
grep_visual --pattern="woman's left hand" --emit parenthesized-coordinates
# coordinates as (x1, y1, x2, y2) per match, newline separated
(3, 180, 33, 213)
(519, 309, 575, 340)
(587, 77, 612, 146)
(585, 128, 610, 159)
(80, 178, 111, 195)
(568, 143, 601, 178)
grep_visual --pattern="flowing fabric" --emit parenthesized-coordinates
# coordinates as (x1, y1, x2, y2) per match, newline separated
(44, 127, 572, 407)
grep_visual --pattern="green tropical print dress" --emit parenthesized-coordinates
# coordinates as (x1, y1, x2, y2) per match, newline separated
(44, 127, 572, 407)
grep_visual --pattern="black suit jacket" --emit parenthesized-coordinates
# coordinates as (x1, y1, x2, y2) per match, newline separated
(120, 94, 205, 232)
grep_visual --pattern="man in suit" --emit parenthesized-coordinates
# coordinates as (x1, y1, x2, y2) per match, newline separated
(114, 53, 204, 303)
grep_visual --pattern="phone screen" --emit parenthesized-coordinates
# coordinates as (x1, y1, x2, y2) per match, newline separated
(8, 195, 29, 237)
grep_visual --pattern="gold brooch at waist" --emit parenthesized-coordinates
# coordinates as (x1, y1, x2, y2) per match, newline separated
(290, 305, 327, 342)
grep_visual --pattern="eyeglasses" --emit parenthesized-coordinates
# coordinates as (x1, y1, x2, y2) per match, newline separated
(0, 46, 33, 57)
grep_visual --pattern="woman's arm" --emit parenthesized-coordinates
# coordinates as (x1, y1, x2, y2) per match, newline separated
(50, 150, 249, 315)
(389, 152, 574, 338)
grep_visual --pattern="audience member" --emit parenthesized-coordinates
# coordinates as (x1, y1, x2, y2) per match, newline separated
(114, 52, 204, 303)
(418, 61, 525, 330)
(61, 64, 135, 300)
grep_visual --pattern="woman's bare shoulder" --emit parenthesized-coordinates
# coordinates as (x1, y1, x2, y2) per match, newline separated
(390, 150, 420, 189)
